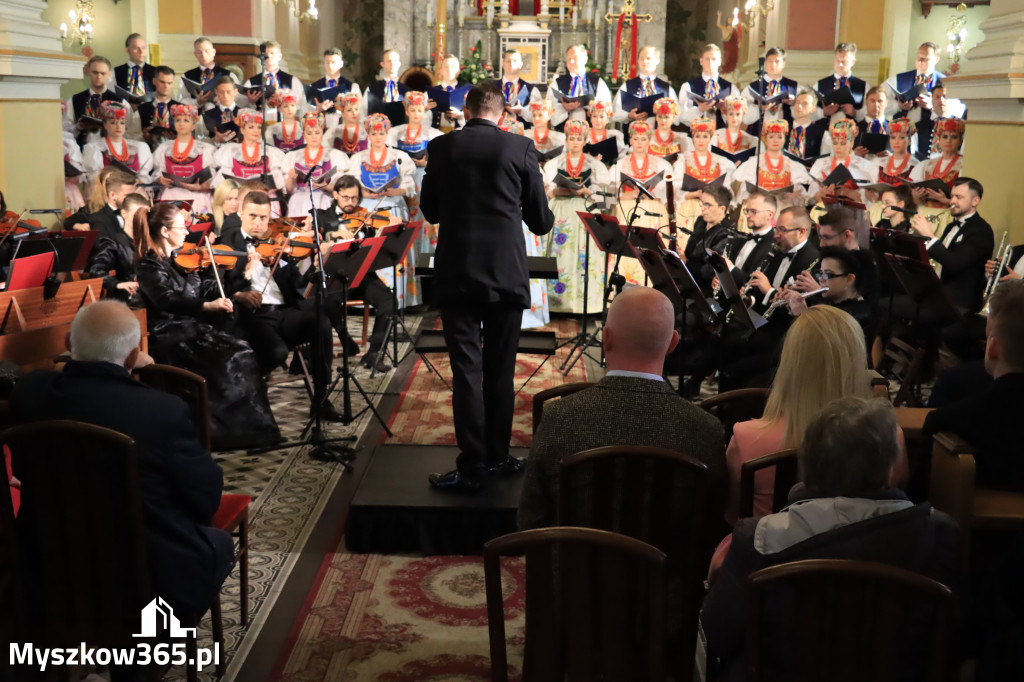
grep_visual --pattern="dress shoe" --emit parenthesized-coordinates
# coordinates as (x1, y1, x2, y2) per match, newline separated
(342, 336, 361, 358)
(428, 469, 483, 493)
(487, 456, 525, 476)
(359, 351, 392, 372)
(310, 402, 347, 423)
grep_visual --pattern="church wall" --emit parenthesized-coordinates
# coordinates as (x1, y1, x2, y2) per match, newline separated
(907, 2, 989, 73)
(44, 0, 133, 99)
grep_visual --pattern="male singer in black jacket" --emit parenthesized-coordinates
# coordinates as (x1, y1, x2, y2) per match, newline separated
(420, 83, 554, 492)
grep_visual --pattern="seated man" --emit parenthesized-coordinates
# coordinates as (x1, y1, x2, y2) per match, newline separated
(9, 300, 233, 625)
(703, 396, 962, 682)
(517, 286, 725, 530)
(922, 279, 1024, 492)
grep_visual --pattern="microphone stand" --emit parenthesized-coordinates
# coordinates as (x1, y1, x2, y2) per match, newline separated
(257, 47, 273, 203)
(753, 57, 767, 195)
(600, 179, 647, 366)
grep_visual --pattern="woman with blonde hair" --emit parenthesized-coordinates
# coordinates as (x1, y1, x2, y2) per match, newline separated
(210, 178, 239, 235)
(724, 305, 873, 525)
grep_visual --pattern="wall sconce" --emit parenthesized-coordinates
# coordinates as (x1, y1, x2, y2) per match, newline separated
(945, 3, 967, 72)
(737, 0, 774, 30)
(59, 1, 95, 47)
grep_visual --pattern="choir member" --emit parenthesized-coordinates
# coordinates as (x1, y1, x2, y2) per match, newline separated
(364, 49, 424, 126)
(524, 100, 566, 157)
(153, 104, 217, 213)
(585, 100, 627, 166)
(83, 102, 154, 185)
(200, 77, 242, 146)
(134, 202, 280, 448)
(885, 42, 944, 119)
(348, 113, 415, 223)
(784, 90, 833, 162)
(138, 65, 180, 147)
(615, 120, 673, 203)
(494, 49, 534, 127)
(244, 40, 306, 122)
(856, 86, 891, 161)
(611, 46, 678, 125)
(743, 47, 798, 130)
(678, 44, 732, 129)
(388, 91, 442, 165)
(264, 89, 305, 153)
(910, 84, 967, 159)
(541, 119, 610, 314)
(671, 115, 735, 229)
(426, 55, 468, 132)
(547, 44, 611, 129)
(64, 56, 128, 146)
(212, 108, 286, 192)
(732, 119, 812, 206)
(809, 119, 879, 206)
(909, 117, 965, 207)
(326, 92, 367, 155)
(308, 47, 359, 121)
(63, 129, 86, 212)
(178, 37, 237, 107)
(876, 119, 918, 185)
(86, 191, 149, 302)
(211, 178, 240, 235)
(815, 43, 866, 124)
(284, 112, 348, 217)
(647, 97, 692, 160)
(713, 95, 757, 154)
(114, 33, 156, 97)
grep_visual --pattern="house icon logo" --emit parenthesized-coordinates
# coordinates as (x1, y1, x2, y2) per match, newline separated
(132, 598, 197, 638)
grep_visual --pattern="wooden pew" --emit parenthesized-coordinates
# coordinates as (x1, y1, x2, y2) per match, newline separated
(0, 278, 147, 373)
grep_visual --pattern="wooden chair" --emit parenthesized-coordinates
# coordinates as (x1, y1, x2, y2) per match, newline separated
(745, 559, 956, 682)
(484, 526, 667, 682)
(928, 432, 1024, 560)
(1, 421, 171, 681)
(133, 364, 252, 637)
(557, 445, 710, 682)
(739, 448, 800, 519)
(344, 299, 370, 345)
(699, 388, 770, 446)
(877, 337, 929, 407)
(531, 381, 594, 434)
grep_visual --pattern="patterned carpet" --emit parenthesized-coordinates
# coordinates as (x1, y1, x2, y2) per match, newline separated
(386, 316, 589, 447)
(164, 316, 417, 682)
(271, 553, 527, 682)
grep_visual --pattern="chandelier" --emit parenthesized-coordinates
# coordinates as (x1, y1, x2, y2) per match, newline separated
(271, 0, 319, 22)
(945, 3, 968, 72)
(59, 1, 94, 47)
(737, 0, 775, 30)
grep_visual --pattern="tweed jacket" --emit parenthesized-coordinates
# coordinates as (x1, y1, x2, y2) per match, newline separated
(518, 375, 725, 530)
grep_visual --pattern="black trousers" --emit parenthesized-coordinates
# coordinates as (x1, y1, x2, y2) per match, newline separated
(242, 304, 333, 401)
(322, 276, 395, 354)
(440, 299, 523, 476)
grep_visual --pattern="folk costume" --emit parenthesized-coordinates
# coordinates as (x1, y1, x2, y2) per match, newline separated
(152, 104, 217, 213)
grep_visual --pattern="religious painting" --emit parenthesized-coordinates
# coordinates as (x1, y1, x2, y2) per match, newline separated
(512, 44, 542, 83)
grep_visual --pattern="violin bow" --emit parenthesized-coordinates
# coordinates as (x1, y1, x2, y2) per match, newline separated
(203, 234, 228, 300)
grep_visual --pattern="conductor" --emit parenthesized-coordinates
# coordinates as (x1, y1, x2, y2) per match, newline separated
(420, 83, 554, 492)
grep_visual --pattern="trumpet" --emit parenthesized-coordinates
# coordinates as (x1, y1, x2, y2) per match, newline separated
(983, 230, 1009, 300)
(981, 242, 1013, 315)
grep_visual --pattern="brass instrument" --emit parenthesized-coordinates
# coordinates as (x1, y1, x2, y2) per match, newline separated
(981, 242, 1013, 316)
(983, 230, 1009, 301)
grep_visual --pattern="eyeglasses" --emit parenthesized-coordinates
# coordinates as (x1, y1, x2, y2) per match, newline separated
(816, 270, 847, 281)
(773, 226, 801, 233)
(743, 208, 772, 216)
(700, 201, 721, 210)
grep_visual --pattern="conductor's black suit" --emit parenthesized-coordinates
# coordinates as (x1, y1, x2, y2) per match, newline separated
(420, 117, 554, 479)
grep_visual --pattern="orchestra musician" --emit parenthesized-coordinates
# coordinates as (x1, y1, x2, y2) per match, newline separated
(683, 184, 737, 294)
(86, 192, 149, 302)
(134, 201, 281, 448)
(86, 170, 138, 240)
(874, 184, 916, 231)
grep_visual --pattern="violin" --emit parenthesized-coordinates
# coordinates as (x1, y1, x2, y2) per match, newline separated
(267, 216, 310, 237)
(174, 244, 247, 272)
(0, 211, 48, 247)
(253, 233, 317, 263)
(332, 206, 392, 234)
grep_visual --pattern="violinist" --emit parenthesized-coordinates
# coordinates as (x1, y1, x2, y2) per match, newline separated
(315, 175, 395, 371)
(134, 202, 281, 449)
(87, 192, 149, 302)
(219, 191, 345, 421)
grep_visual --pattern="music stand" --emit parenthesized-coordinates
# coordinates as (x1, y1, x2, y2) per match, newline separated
(21, 233, 91, 273)
(5, 251, 55, 291)
(870, 227, 930, 320)
(884, 253, 961, 328)
(185, 221, 215, 245)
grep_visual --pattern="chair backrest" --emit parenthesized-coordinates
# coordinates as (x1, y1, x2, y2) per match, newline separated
(134, 364, 211, 450)
(699, 388, 770, 446)
(484, 526, 667, 682)
(531, 381, 594, 435)
(928, 432, 977, 534)
(739, 448, 800, 519)
(557, 445, 709, 682)
(3, 420, 151, 647)
(745, 559, 956, 682)
(878, 338, 927, 407)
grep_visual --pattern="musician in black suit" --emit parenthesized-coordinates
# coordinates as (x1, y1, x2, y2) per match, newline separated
(724, 191, 778, 288)
(420, 83, 554, 492)
(180, 37, 235, 107)
(87, 170, 138, 240)
(683, 184, 736, 293)
(816, 43, 867, 124)
(86, 192, 148, 301)
(10, 300, 233, 625)
(219, 191, 342, 421)
(114, 33, 156, 97)
(892, 177, 994, 333)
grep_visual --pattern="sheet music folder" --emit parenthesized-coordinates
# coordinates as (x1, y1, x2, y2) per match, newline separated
(325, 237, 384, 290)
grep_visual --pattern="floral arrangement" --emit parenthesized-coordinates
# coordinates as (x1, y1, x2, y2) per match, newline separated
(582, 43, 623, 88)
(457, 41, 495, 85)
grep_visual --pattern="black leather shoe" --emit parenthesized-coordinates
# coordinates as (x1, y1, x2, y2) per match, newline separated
(359, 351, 392, 373)
(487, 456, 525, 476)
(428, 469, 483, 493)
(310, 403, 347, 423)
(340, 334, 360, 358)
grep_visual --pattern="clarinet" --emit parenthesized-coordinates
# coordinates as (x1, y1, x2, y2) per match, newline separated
(665, 173, 678, 254)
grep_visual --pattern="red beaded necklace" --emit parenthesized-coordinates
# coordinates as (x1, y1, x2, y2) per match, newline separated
(566, 152, 586, 178)
(105, 138, 130, 163)
(170, 138, 194, 164)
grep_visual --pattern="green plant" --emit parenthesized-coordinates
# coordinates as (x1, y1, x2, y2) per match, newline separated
(583, 42, 623, 87)
(457, 41, 495, 85)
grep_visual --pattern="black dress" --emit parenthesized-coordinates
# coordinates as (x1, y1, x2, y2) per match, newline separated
(136, 254, 280, 450)
(86, 230, 137, 303)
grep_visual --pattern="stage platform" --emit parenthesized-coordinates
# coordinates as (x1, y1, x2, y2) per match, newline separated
(345, 444, 528, 555)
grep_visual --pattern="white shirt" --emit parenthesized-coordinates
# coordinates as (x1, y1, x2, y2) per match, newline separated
(734, 227, 772, 270)
(244, 242, 285, 306)
(606, 369, 665, 382)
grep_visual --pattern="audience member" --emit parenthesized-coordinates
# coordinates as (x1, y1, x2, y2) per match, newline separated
(10, 300, 234, 625)
(518, 286, 725, 530)
(703, 396, 962, 682)
(723, 305, 877, 525)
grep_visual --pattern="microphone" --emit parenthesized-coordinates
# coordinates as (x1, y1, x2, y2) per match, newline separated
(299, 163, 321, 185)
(756, 57, 766, 78)
(886, 205, 916, 215)
(623, 176, 655, 201)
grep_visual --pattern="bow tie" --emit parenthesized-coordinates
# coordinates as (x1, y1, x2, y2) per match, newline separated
(244, 235, 260, 245)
